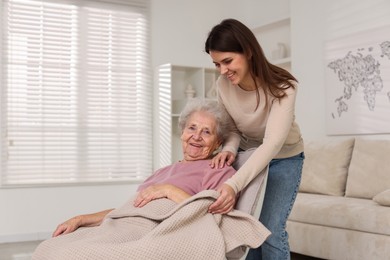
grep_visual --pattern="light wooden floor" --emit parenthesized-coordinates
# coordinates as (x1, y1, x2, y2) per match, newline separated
(0, 240, 323, 260)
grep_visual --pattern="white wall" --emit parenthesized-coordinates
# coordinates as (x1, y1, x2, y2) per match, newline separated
(151, 0, 290, 68)
(0, 184, 138, 243)
(292, 0, 390, 141)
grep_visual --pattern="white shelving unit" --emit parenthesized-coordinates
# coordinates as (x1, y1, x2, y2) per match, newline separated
(252, 16, 291, 70)
(156, 64, 219, 168)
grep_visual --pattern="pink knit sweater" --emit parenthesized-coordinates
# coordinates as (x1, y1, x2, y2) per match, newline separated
(137, 159, 236, 195)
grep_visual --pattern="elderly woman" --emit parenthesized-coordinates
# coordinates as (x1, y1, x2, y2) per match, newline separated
(50, 98, 235, 237)
(32, 99, 270, 260)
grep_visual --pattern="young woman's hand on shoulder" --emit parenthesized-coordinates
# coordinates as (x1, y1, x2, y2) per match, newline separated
(210, 151, 236, 169)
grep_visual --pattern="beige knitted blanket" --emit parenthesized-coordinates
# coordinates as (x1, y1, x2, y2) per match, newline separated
(33, 190, 270, 260)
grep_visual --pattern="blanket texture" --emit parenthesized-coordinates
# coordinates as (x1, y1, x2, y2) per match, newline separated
(33, 190, 270, 260)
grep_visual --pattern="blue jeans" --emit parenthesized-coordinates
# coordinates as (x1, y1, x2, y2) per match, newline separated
(246, 152, 304, 260)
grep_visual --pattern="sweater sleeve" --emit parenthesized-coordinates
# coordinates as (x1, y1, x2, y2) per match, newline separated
(217, 82, 241, 155)
(225, 85, 298, 193)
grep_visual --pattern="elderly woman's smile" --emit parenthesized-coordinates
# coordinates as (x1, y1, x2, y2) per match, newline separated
(181, 110, 221, 161)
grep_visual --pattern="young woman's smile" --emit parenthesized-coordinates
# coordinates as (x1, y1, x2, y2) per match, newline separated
(209, 50, 255, 90)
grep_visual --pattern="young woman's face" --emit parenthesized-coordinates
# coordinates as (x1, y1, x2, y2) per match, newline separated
(209, 51, 253, 90)
(181, 111, 221, 161)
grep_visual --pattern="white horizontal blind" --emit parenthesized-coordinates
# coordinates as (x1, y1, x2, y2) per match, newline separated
(1, 0, 152, 186)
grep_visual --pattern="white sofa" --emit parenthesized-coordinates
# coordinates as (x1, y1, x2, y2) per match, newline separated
(286, 138, 390, 260)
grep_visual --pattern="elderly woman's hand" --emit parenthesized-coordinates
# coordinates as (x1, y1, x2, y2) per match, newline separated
(52, 209, 112, 237)
(208, 184, 236, 214)
(134, 184, 191, 207)
(52, 216, 83, 237)
(210, 151, 236, 169)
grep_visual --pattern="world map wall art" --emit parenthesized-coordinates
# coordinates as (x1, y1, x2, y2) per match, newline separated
(325, 25, 390, 135)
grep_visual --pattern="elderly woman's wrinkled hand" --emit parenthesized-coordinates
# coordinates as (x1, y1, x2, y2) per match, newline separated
(208, 184, 236, 214)
(52, 216, 83, 237)
(134, 184, 171, 208)
(134, 184, 192, 207)
(210, 151, 236, 169)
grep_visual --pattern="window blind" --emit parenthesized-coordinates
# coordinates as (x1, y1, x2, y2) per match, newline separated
(1, 0, 152, 186)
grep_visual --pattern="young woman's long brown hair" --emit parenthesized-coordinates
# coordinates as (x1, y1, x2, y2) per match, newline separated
(205, 18, 298, 110)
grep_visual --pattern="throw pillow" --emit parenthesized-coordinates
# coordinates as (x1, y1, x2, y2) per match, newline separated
(373, 189, 390, 206)
(299, 138, 355, 196)
(345, 139, 390, 199)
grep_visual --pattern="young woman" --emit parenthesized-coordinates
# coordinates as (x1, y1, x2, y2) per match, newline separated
(205, 19, 305, 260)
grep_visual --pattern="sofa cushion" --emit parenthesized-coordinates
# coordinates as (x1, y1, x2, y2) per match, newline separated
(345, 139, 390, 199)
(373, 189, 390, 206)
(288, 193, 390, 236)
(299, 138, 354, 196)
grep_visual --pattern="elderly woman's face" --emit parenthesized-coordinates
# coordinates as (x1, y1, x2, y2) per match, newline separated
(181, 110, 221, 161)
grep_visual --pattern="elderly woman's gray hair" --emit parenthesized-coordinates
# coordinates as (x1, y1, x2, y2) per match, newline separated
(178, 98, 232, 143)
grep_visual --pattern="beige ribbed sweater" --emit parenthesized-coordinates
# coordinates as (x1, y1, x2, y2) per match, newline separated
(217, 76, 304, 194)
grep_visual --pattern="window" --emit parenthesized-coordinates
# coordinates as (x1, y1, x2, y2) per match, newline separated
(0, 0, 152, 186)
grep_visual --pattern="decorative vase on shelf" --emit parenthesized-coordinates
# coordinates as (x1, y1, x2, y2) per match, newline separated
(185, 84, 196, 99)
(206, 82, 217, 99)
(271, 42, 287, 60)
